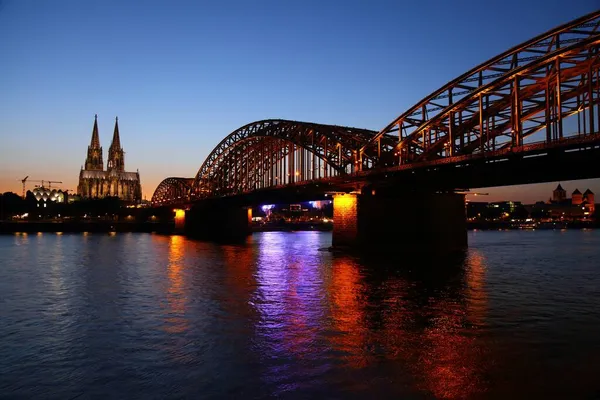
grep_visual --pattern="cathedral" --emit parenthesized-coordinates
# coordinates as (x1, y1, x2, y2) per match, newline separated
(77, 115, 142, 202)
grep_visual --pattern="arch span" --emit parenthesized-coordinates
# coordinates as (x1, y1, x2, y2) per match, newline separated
(190, 119, 381, 199)
(151, 177, 194, 206)
(360, 10, 600, 167)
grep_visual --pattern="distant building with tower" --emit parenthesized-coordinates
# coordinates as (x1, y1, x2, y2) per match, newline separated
(77, 115, 142, 202)
(545, 183, 595, 219)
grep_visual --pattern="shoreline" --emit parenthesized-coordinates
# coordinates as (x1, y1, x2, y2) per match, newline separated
(1, 220, 598, 234)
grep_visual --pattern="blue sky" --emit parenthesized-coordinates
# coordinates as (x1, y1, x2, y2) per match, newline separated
(0, 0, 598, 201)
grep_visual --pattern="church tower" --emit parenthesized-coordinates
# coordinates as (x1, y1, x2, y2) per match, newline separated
(552, 183, 566, 203)
(84, 114, 104, 170)
(107, 117, 125, 172)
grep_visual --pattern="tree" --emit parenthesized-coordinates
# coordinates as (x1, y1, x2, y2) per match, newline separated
(1, 192, 26, 219)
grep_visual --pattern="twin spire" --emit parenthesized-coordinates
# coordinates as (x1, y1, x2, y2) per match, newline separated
(89, 115, 122, 152)
(87, 115, 124, 172)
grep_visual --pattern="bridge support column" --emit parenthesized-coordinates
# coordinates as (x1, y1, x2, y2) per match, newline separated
(185, 201, 251, 241)
(332, 191, 467, 253)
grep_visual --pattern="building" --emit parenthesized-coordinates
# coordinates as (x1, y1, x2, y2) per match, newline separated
(552, 184, 567, 203)
(77, 115, 142, 202)
(543, 184, 596, 220)
(32, 187, 65, 204)
(582, 189, 595, 215)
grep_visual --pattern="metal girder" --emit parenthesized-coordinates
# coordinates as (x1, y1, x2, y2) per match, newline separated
(402, 38, 600, 163)
(151, 177, 194, 206)
(359, 10, 600, 168)
(190, 120, 378, 199)
(152, 11, 600, 207)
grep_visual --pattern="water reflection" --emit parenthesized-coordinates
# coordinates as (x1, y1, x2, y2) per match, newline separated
(327, 255, 371, 370)
(252, 232, 330, 393)
(3, 231, 600, 399)
(327, 251, 490, 399)
(249, 232, 491, 398)
(164, 235, 187, 334)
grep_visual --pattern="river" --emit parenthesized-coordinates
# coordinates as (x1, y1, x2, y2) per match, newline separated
(1, 231, 599, 399)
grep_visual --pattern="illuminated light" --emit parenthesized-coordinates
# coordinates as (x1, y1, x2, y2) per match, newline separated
(174, 209, 185, 219)
(323, 218, 330, 223)
(37, 232, 42, 236)
(295, 171, 300, 176)
(56, 232, 63, 236)
(261, 204, 275, 212)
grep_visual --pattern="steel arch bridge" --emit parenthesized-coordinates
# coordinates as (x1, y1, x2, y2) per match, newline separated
(152, 10, 600, 207)
(358, 10, 600, 168)
(151, 177, 194, 205)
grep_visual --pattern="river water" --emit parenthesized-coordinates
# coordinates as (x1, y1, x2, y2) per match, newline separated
(1, 231, 599, 399)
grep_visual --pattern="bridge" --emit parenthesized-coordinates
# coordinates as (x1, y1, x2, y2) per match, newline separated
(151, 11, 600, 251)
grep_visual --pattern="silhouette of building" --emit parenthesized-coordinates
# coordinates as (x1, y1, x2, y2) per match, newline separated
(583, 189, 595, 215)
(77, 115, 142, 202)
(552, 183, 567, 203)
(572, 188, 583, 205)
(544, 184, 596, 220)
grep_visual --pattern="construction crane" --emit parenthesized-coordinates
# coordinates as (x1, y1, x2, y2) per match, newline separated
(20, 176, 29, 199)
(18, 177, 64, 198)
(43, 180, 63, 189)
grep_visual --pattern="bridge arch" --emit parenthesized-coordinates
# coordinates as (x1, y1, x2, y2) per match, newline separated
(190, 119, 379, 198)
(397, 34, 600, 164)
(360, 10, 600, 167)
(151, 177, 194, 206)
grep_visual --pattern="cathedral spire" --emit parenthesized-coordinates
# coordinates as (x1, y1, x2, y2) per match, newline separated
(90, 114, 101, 148)
(110, 116, 121, 151)
(108, 116, 125, 172)
(84, 114, 104, 171)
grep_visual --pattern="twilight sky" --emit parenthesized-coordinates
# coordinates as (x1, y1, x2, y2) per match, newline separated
(0, 0, 598, 203)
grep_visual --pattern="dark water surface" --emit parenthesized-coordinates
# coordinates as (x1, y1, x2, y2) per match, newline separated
(1, 231, 599, 399)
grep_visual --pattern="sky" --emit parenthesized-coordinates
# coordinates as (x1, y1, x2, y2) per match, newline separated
(0, 0, 598, 203)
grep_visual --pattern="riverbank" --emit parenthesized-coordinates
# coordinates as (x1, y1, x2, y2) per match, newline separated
(1, 220, 597, 234)
(468, 221, 598, 230)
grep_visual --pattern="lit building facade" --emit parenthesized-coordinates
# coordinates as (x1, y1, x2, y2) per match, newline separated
(77, 115, 142, 202)
(542, 184, 596, 220)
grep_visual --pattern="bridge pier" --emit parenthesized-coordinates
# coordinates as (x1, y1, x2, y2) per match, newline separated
(184, 201, 252, 241)
(332, 190, 467, 253)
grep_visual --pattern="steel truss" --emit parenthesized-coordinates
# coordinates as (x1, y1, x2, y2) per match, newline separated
(151, 177, 194, 206)
(152, 11, 600, 206)
(189, 120, 379, 199)
(359, 10, 600, 168)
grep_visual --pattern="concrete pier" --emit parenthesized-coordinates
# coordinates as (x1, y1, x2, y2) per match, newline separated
(184, 200, 251, 241)
(332, 191, 467, 253)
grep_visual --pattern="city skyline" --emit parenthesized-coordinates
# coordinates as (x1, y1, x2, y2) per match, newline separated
(1, 0, 598, 202)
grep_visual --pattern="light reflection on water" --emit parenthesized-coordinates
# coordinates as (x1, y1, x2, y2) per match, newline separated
(1, 230, 600, 399)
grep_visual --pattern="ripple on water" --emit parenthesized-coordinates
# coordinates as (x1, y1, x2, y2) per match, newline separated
(1, 230, 600, 399)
